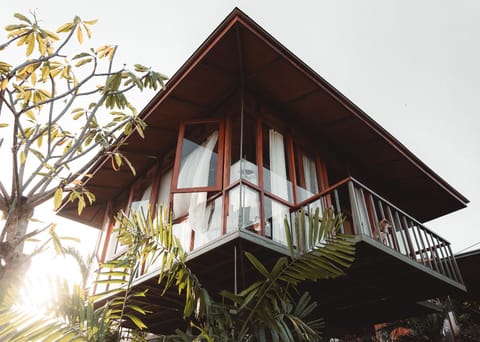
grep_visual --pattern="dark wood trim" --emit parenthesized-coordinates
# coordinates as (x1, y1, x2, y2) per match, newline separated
(171, 119, 224, 193)
(256, 115, 266, 236)
(217, 119, 226, 191)
(222, 113, 233, 235)
(294, 177, 351, 210)
(171, 122, 185, 191)
(287, 135, 298, 205)
(98, 200, 112, 263)
(317, 156, 332, 208)
(296, 147, 307, 190)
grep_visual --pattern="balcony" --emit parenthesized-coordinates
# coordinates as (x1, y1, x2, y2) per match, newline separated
(100, 177, 465, 335)
(296, 177, 464, 287)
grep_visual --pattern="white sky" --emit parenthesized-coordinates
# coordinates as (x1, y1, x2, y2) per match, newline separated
(1, 0, 479, 255)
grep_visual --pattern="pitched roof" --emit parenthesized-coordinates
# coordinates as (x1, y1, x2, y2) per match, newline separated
(59, 8, 468, 228)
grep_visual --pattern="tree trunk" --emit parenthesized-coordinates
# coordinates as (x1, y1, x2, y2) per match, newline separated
(0, 197, 34, 286)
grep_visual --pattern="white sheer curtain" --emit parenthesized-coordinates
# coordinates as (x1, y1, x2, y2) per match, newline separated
(302, 154, 323, 214)
(354, 187, 371, 236)
(302, 155, 319, 196)
(174, 130, 218, 234)
(157, 169, 172, 209)
(269, 129, 289, 244)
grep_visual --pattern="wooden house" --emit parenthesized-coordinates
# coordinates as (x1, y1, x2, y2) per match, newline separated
(60, 8, 468, 334)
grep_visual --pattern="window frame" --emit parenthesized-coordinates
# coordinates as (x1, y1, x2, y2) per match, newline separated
(171, 119, 225, 193)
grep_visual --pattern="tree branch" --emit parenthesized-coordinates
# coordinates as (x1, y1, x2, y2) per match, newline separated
(0, 30, 31, 51)
(10, 222, 52, 251)
(47, 73, 56, 155)
(0, 181, 9, 209)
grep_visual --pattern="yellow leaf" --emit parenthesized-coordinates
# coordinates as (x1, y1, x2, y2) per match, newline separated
(49, 223, 57, 233)
(26, 33, 35, 56)
(25, 110, 36, 121)
(0, 123, 8, 128)
(16, 33, 29, 46)
(83, 19, 98, 25)
(83, 23, 92, 39)
(33, 91, 42, 105)
(20, 150, 26, 164)
(72, 111, 83, 120)
(41, 65, 50, 81)
(1, 78, 8, 90)
(42, 29, 60, 40)
(36, 33, 45, 56)
(77, 26, 83, 44)
(78, 196, 85, 215)
(30, 71, 37, 85)
(56, 22, 73, 33)
(54, 188, 63, 210)
(37, 134, 43, 148)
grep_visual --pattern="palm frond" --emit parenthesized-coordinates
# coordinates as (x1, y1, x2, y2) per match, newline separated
(224, 208, 355, 341)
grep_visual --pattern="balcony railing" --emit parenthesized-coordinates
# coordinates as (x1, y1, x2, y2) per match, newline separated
(292, 177, 464, 286)
(101, 177, 464, 290)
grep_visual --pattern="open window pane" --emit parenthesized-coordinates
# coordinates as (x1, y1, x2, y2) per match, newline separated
(177, 122, 220, 189)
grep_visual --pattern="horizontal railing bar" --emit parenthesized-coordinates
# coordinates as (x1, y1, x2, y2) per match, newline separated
(294, 177, 352, 210)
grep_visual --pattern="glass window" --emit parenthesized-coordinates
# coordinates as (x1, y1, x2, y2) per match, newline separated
(173, 221, 192, 252)
(230, 115, 258, 185)
(176, 122, 221, 190)
(296, 150, 319, 202)
(193, 196, 223, 249)
(227, 185, 260, 233)
(129, 184, 152, 221)
(156, 169, 172, 210)
(172, 191, 222, 249)
(264, 196, 290, 245)
(262, 126, 293, 202)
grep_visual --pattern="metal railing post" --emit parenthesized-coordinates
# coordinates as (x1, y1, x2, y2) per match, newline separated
(348, 181, 360, 235)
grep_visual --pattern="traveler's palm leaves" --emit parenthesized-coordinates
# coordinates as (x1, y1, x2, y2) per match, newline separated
(219, 208, 355, 341)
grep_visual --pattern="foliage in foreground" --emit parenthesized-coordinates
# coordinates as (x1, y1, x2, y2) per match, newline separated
(0, 208, 355, 341)
(375, 297, 480, 342)
(0, 11, 167, 286)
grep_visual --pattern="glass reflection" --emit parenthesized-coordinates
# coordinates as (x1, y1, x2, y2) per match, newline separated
(227, 185, 260, 233)
(177, 123, 219, 189)
(264, 196, 290, 245)
(262, 127, 293, 202)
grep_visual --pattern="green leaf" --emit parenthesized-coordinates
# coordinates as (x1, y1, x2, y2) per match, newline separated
(124, 313, 147, 330)
(245, 252, 270, 279)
